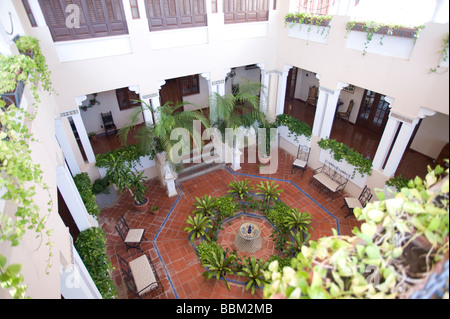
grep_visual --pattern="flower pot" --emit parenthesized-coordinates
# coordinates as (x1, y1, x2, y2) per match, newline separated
(133, 197, 149, 213)
(258, 154, 271, 165)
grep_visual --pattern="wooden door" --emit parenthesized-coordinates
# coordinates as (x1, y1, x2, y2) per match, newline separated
(285, 67, 298, 99)
(357, 90, 390, 134)
(160, 78, 183, 111)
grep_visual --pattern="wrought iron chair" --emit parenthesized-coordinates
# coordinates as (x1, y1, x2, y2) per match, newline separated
(305, 85, 318, 108)
(115, 215, 147, 251)
(101, 111, 117, 136)
(341, 185, 373, 218)
(337, 99, 354, 121)
(117, 252, 164, 299)
(292, 145, 311, 177)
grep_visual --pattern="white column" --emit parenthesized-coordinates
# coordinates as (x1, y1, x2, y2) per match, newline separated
(275, 65, 293, 116)
(383, 119, 419, 177)
(56, 165, 97, 232)
(60, 248, 102, 299)
(257, 63, 269, 114)
(71, 111, 96, 163)
(319, 82, 347, 139)
(312, 87, 328, 136)
(372, 116, 400, 170)
(55, 118, 81, 176)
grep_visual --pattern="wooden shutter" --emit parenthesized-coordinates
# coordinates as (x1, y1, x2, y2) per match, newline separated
(38, 0, 128, 42)
(146, 0, 207, 31)
(224, 0, 268, 24)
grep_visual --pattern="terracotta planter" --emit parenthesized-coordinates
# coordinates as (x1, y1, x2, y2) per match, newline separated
(133, 197, 149, 213)
(258, 154, 271, 165)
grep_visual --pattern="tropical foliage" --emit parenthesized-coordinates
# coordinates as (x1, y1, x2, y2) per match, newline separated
(264, 164, 449, 299)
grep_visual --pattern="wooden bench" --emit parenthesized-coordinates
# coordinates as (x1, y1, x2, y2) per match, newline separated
(309, 160, 350, 201)
(117, 253, 164, 298)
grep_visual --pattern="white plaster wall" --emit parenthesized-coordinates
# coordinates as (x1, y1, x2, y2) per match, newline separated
(410, 112, 450, 159)
(79, 91, 144, 135)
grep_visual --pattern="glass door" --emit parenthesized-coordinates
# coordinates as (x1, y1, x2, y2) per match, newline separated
(357, 90, 390, 134)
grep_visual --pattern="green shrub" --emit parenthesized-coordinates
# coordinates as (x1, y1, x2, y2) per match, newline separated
(75, 227, 117, 299)
(73, 173, 100, 217)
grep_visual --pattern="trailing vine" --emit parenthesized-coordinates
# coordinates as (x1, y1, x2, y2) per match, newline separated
(0, 36, 55, 298)
(346, 21, 425, 56)
(284, 13, 333, 39)
(429, 32, 449, 74)
(318, 137, 373, 177)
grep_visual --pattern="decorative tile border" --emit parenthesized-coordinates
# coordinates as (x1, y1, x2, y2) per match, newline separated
(152, 167, 341, 299)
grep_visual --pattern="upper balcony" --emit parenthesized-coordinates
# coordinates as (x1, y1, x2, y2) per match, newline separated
(25, 0, 274, 60)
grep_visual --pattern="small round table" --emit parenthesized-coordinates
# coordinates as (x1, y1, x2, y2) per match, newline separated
(234, 222, 263, 253)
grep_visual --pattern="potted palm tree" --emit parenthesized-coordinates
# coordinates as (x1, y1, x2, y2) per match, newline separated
(119, 100, 209, 170)
(210, 80, 268, 168)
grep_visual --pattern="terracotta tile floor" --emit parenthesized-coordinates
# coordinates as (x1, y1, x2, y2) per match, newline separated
(99, 148, 363, 299)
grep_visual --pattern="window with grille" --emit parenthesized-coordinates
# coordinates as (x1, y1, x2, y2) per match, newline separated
(145, 0, 207, 31)
(223, 0, 269, 24)
(295, 0, 331, 15)
(38, 0, 128, 42)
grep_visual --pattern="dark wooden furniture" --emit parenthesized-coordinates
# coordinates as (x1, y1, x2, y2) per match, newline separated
(101, 111, 117, 136)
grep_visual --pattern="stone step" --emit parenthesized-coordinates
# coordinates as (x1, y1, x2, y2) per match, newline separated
(177, 162, 226, 184)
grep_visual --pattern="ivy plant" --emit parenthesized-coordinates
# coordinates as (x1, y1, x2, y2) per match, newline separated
(1, 37, 55, 298)
(318, 137, 373, 177)
(75, 227, 117, 299)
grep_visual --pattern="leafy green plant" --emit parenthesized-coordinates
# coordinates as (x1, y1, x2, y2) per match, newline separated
(119, 100, 209, 166)
(283, 209, 312, 233)
(228, 179, 253, 200)
(193, 195, 217, 216)
(237, 257, 267, 295)
(255, 181, 283, 206)
(285, 230, 311, 256)
(14, 35, 53, 94)
(75, 227, 117, 299)
(284, 12, 333, 38)
(264, 164, 449, 299)
(97, 152, 148, 204)
(184, 213, 212, 243)
(275, 114, 312, 140)
(1, 38, 54, 298)
(385, 175, 410, 192)
(318, 137, 373, 177)
(346, 21, 425, 56)
(73, 173, 101, 217)
(96, 144, 154, 172)
(201, 249, 236, 291)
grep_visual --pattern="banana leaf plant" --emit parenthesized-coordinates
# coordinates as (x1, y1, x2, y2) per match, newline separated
(119, 100, 209, 168)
